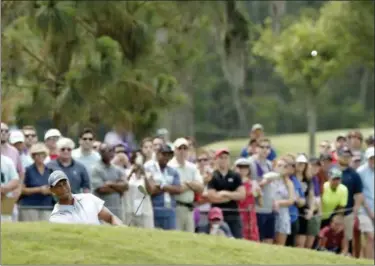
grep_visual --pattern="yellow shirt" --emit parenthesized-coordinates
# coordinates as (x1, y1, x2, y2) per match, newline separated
(321, 182, 348, 219)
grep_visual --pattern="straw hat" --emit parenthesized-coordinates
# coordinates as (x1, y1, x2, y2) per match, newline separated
(29, 142, 49, 155)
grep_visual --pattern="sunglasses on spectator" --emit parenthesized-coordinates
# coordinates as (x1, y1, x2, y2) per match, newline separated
(197, 158, 208, 162)
(1, 129, 9, 133)
(25, 134, 36, 138)
(178, 146, 188, 150)
(259, 145, 270, 149)
(82, 137, 93, 141)
(60, 148, 72, 152)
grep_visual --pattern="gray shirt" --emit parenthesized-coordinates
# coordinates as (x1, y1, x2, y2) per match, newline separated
(91, 161, 124, 218)
(248, 156, 275, 213)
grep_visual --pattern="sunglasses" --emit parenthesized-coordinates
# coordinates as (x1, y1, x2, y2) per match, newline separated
(25, 134, 36, 138)
(197, 158, 208, 162)
(1, 129, 9, 133)
(178, 146, 188, 150)
(60, 148, 72, 152)
(259, 145, 270, 149)
(82, 137, 93, 141)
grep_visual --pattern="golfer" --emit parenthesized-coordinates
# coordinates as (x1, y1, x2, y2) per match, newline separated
(48, 170, 123, 225)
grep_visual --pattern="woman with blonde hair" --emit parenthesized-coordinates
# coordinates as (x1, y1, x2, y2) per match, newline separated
(19, 142, 54, 221)
(273, 157, 296, 245)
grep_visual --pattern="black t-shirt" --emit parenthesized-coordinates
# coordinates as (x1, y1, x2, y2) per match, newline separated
(298, 176, 312, 214)
(207, 170, 243, 216)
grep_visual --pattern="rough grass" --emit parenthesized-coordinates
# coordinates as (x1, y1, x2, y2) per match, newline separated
(2, 222, 372, 264)
(202, 128, 373, 157)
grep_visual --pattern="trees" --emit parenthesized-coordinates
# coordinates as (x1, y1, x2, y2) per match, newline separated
(2, 1, 181, 137)
(253, 15, 344, 156)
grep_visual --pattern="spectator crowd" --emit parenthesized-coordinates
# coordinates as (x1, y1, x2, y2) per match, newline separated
(1, 122, 374, 259)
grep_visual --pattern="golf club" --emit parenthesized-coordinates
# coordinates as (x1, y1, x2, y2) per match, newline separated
(127, 185, 148, 226)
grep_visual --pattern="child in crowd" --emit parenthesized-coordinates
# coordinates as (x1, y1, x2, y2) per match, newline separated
(318, 215, 346, 254)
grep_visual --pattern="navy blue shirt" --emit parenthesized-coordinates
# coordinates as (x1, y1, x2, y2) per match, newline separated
(341, 167, 363, 215)
(19, 164, 55, 208)
(47, 159, 91, 194)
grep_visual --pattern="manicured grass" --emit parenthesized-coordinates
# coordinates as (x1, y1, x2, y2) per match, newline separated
(1, 222, 372, 264)
(202, 128, 373, 158)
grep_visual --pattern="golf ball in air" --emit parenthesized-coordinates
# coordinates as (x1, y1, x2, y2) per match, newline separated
(311, 50, 318, 57)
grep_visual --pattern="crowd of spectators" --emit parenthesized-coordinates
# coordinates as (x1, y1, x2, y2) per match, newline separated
(0, 122, 374, 259)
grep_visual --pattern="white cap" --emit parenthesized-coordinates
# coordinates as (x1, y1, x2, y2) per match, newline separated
(9, 130, 25, 144)
(56, 137, 75, 150)
(44, 129, 62, 140)
(365, 147, 374, 159)
(173, 138, 189, 149)
(234, 158, 251, 166)
(251, 123, 264, 131)
(296, 154, 308, 163)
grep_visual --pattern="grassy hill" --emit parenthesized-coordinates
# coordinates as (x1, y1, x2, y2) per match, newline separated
(2, 222, 372, 264)
(202, 128, 373, 158)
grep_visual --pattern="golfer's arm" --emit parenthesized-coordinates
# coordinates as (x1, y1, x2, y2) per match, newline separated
(98, 207, 123, 225)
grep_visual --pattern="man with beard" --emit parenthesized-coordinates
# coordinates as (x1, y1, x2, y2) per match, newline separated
(337, 146, 364, 256)
(49, 170, 123, 225)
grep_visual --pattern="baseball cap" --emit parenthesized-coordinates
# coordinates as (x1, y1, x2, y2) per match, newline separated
(44, 129, 62, 140)
(328, 167, 342, 179)
(337, 146, 352, 156)
(9, 130, 25, 144)
(173, 138, 189, 149)
(234, 158, 251, 167)
(296, 154, 308, 163)
(215, 148, 230, 158)
(251, 123, 264, 132)
(158, 144, 173, 154)
(48, 170, 68, 187)
(208, 207, 223, 221)
(365, 147, 374, 159)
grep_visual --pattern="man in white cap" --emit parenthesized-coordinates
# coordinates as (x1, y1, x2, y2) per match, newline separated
(48, 170, 123, 225)
(357, 147, 374, 259)
(168, 138, 203, 232)
(44, 128, 62, 163)
(9, 130, 33, 168)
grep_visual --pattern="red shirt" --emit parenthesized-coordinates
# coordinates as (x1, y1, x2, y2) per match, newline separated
(49, 154, 59, 160)
(319, 226, 344, 249)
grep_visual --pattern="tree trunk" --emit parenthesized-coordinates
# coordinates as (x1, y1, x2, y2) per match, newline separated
(269, 1, 286, 34)
(306, 94, 317, 157)
(359, 66, 369, 107)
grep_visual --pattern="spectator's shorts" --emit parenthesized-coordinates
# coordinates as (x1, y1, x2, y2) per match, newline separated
(344, 212, 355, 241)
(307, 215, 321, 236)
(256, 212, 276, 240)
(275, 211, 291, 235)
(358, 214, 374, 233)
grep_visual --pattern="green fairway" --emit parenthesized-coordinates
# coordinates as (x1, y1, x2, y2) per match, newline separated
(202, 128, 373, 158)
(2, 222, 372, 264)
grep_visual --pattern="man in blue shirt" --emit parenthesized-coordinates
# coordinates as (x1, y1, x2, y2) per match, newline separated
(338, 146, 363, 255)
(47, 138, 91, 194)
(240, 124, 277, 161)
(357, 147, 374, 259)
(144, 145, 182, 230)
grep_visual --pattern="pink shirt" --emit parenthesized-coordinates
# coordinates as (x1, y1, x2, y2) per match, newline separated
(1, 143, 24, 175)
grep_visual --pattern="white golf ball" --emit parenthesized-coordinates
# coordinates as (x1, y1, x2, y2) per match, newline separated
(311, 50, 318, 57)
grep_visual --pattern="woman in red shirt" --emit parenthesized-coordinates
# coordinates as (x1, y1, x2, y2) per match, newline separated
(234, 158, 260, 242)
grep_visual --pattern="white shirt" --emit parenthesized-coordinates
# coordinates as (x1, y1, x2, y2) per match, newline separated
(49, 193, 104, 225)
(124, 172, 153, 217)
(168, 157, 203, 203)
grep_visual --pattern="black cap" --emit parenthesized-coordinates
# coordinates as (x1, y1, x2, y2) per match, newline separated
(309, 157, 321, 166)
(337, 146, 352, 156)
(319, 153, 333, 161)
(158, 144, 173, 154)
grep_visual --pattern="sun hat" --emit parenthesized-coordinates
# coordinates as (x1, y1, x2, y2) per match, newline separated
(44, 129, 62, 140)
(29, 142, 49, 155)
(251, 123, 264, 132)
(234, 158, 251, 167)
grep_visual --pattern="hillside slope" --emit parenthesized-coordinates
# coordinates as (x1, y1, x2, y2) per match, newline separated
(1, 223, 372, 264)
